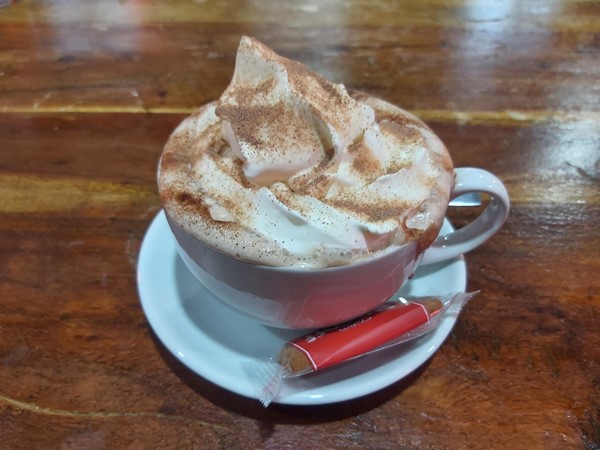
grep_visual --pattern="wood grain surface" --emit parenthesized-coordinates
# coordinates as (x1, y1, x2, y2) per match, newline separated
(1, 1, 599, 449)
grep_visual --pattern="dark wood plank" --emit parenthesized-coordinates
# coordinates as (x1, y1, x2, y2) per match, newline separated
(1, 22, 599, 113)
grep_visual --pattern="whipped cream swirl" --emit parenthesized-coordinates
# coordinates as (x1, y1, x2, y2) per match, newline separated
(159, 36, 454, 268)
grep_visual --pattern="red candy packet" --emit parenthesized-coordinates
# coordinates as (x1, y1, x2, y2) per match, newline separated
(243, 291, 478, 406)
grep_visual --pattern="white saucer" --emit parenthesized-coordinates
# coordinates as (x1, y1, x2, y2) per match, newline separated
(137, 211, 467, 405)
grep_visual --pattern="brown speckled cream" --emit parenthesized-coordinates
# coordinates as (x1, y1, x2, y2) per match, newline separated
(158, 36, 454, 268)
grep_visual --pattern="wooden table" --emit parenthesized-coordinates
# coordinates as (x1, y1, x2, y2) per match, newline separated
(1, 1, 599, 448)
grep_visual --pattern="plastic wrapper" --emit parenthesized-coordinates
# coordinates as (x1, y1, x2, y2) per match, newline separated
(243, 291, 478, 406)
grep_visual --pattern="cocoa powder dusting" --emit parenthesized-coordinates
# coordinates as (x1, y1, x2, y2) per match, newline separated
(158, 37, 454, 267)
(325, 194, 407, 223)
(348, 141, 383, 184)
(174, 191, 216, 225)
(216, 37, 356, 163)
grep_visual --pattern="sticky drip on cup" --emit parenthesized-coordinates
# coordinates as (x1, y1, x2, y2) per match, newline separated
(242, 291, 478, 407)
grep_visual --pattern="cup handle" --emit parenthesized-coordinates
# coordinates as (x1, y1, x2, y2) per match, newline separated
(420, 167, 510, 265)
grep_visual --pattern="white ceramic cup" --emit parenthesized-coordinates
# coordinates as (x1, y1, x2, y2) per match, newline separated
(167, 167, 509, 329)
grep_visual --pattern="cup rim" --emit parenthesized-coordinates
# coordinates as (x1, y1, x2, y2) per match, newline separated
(166, 212, 419, 274)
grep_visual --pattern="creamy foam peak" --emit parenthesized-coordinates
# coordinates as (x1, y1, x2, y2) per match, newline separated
(216, 36, 374, 188)
(158, 36, 454, 268)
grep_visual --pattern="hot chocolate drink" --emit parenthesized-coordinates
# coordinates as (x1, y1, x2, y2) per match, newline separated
(159, 36, 454, 268)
